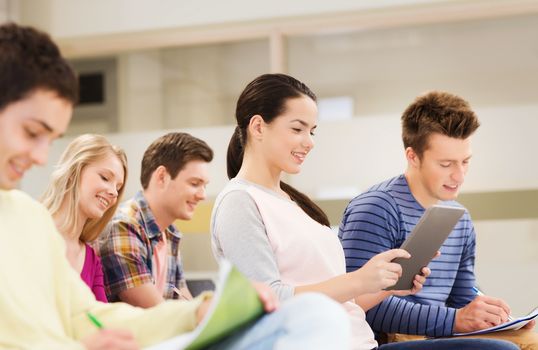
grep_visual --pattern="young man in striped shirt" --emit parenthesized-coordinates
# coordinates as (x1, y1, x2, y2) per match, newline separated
(339, 91, 535, 338)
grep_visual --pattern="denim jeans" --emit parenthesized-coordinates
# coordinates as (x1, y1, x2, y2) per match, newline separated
(379, 338, 520, 350)
(207, 293, 350, 350)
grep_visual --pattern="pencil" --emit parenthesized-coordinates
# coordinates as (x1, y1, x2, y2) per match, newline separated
(86, 311, 104, 329)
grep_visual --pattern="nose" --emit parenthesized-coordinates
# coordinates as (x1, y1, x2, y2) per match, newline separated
(196, 186, 206, 201)
(451, 164, 466, 183)
(107, 184, 119, 198)
(303, 133, 314, 151)
(30, 140, 50, 166)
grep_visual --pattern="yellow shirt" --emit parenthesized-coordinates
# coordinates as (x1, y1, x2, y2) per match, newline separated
(0, 190, 207, 349)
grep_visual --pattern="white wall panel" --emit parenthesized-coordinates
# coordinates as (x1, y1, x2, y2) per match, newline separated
(18, 0, 436, 38)
(474, 219, 538, 316)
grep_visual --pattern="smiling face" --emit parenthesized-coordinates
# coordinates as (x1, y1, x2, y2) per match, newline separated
(77, 152, 125, 222)
(261, 95, 318, 175)
(0, 89, 73, 190)
(406, 132, 472, 207)
(162, 159, 209, 221)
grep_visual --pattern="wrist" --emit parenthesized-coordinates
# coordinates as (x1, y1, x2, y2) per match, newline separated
(349, 269, 368, 295)
(453, 308, 463, 333)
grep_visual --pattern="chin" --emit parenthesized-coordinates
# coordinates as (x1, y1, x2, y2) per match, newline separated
(440, 192, 459, 201)
(88, 207, 107, 219)
(90, 212, 105, 220)
(284, 165, 302, 175)
(177, 213, 193, 221)
(0, 181, 15, 190)
(0, 175, 17, 190)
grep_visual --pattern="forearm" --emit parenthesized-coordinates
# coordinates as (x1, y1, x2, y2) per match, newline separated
(118, 283, 165, 308)
(355, 291, 391, 312)
(294, 271, 368, 304)
(73, 294, 210, 347)
(366, 297, 456, 337)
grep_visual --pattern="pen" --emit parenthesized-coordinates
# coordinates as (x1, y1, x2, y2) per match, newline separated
(171, 285, 183, 297)
(471, 286, 483, 296)
(86, 311, 104, 329)
(169, 284, 190, 300)
(472, 287, 514, 321)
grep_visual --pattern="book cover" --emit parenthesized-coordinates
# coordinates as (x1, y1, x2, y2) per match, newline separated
(145, 260, 264, 350)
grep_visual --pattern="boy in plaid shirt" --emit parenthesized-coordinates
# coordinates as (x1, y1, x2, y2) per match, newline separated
(99, 132, 210, 306)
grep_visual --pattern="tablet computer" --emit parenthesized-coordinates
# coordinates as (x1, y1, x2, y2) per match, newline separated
(385, 204, 465, 291)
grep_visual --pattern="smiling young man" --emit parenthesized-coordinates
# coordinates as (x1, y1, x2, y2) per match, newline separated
(98, 132, 212, 306)
(0, 22, 165, 349)
(339, 91, 534, 339)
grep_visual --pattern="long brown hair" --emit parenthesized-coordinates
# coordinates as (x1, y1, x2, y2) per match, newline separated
(227, 73, 330, 227)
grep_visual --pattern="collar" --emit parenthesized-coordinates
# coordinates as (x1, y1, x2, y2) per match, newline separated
(134, 191, 182, 240)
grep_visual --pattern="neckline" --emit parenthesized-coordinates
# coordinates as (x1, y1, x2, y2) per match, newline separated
(232, 177, 296, 205)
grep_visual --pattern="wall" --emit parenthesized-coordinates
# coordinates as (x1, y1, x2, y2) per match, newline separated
(474, 219, 538, 316)
(0, 1, 7, 21)
(57, 13, 538, 138)
(288, 14, 538, 116)
(18, 0, 437, 38)
(0, 0, 15, 22)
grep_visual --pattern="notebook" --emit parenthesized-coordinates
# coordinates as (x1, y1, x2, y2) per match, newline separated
(145, 260, 264, 350)
(453, 306, 538, 336)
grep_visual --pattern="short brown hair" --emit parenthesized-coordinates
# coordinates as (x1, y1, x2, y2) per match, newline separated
(140, 132, 213, 189)
(402, 91, 480, 158)
(0, 22, 78, 112)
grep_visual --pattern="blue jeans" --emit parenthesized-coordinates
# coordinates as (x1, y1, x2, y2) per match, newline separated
(379, 338, 520, 350)
(207, 293, 350, 350)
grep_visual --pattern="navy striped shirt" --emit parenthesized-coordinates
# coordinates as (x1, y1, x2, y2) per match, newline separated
(338, 175, 477, 337)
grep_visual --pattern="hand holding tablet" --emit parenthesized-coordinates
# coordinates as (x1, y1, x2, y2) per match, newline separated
(385, 205, 465, 291)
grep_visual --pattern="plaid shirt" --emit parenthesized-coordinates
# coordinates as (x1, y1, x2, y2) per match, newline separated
(97, 191, 185, 302)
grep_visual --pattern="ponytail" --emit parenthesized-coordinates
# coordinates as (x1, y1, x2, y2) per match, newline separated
(226, 126, 244, 179)
(280, 181, 330, 227)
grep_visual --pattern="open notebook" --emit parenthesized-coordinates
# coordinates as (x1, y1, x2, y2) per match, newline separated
(453, 306, 538, 336)
(145, 260, 264, 350)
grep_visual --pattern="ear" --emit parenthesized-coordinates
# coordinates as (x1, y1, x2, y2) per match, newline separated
(151, 165, 171, 189)
(405, 147, 421, 168)
(247, 115, 265, 141)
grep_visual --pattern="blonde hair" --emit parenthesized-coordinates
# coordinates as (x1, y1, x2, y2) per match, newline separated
(41, 134, 128, 243)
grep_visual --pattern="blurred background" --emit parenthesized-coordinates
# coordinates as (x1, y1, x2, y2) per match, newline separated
(2, 0, 537, 315)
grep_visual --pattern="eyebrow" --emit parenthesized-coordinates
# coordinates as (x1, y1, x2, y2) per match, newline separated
(29, 118, 64, 138)
(100, 168, 123, 180)
(188, 176, 209, 184)
(440, 155, 473, 162)
(290, 119, 317, 129)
